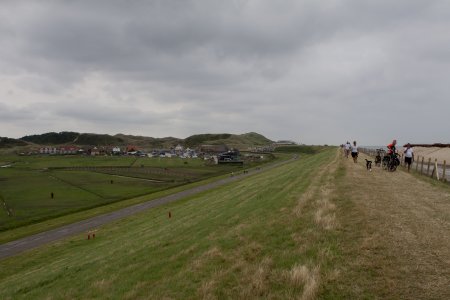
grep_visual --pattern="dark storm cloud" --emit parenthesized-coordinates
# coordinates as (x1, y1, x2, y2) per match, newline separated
(0, 0, 449, 143)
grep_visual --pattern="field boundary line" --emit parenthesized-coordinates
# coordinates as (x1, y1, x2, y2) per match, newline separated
(49, 174, 106, 199)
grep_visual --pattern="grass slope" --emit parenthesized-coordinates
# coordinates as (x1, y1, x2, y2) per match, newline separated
(17, 131, 271, 150)
(185, 132, 272, 149)
(1, 154, 273, 232)
(0, 137, 28, 149)
(275, 145, 322, 154)
(3, 148, 446, 299)
(0, 149, 340, 299)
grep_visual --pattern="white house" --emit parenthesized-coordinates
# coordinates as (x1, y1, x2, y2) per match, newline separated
(175, 144, 184, 153)
(91, 147, 100, 156)
(112, 147, 121, 155)
(40, 147, 58, 154)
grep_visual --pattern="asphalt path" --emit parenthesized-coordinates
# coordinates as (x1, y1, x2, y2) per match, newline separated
(0, 157, 295, 260)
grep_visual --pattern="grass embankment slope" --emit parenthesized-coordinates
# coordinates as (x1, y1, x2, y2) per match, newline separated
(1, 148, 449, 299)
(0, 148, 339, 299)
(0, 155, 278, 243)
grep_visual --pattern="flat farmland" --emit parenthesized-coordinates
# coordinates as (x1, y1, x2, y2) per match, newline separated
(0, 155, 274, 231)
(3, 155, 138, 169)
(0, 168, 171, 231)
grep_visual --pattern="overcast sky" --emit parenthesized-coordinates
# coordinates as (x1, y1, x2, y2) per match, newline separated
(1, 0, 449, 145)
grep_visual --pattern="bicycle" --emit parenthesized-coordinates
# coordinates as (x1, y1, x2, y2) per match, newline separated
(385, 153, 400, 172)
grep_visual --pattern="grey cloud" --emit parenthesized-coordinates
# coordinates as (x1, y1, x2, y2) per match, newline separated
(0, 1, 449, 144)
(54, 102, 168, 125)
(0, 103, 38, 121)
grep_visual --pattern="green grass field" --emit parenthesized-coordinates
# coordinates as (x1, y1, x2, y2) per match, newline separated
(4, 155, 138, 169)
(0, 154, 276, 232)
(0, 168, 172, 231)
(0, 149, 344, 299)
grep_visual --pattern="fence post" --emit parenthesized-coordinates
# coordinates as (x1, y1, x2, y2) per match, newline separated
(415, 155, 419, 172)
(443, 160, 447, 182)
(427, 158, 431, 176)
(433, 159, 439, 180)
(431, 159, 436, 179)
(420, 157, 424, 174)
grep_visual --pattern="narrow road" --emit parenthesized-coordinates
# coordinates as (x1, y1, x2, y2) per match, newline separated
(0, 158, 295, 260)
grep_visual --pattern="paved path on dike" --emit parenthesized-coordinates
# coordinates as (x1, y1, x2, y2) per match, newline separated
(0, 157, 295, 260)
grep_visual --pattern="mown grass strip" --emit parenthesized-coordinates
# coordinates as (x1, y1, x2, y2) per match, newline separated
(0, 150, 341, 299)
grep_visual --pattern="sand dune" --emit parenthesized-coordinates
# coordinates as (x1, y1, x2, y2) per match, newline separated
(412, 147, 450, 163)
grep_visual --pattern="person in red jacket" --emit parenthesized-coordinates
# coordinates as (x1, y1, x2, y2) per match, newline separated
(387, 139, 397, 155)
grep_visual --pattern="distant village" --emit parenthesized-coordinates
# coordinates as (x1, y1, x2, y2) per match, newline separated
(21, 140, 297, 163)
(37, 144, 199, 158)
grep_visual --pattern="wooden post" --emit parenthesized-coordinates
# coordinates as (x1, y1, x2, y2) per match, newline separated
(443, 160, 447, 182)
(426, 158, 431, 176)
(431, 159, 437, 179)
(420, 157, 424, 174)
(415, 155, 419, 172)
(433, 159, 439, 180)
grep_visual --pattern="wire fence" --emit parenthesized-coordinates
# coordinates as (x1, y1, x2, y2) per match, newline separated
(359, 148, 449, 183)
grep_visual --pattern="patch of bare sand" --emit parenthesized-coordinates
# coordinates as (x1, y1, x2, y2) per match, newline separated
(413, 146, 450, 163)
(344, 154, 450, 299)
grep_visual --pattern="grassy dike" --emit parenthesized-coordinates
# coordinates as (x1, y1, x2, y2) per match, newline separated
(0, 149, 350, 299)
(0, 154, 286, 244)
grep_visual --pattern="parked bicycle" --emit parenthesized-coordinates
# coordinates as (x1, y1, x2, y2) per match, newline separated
(383, 153, 400, 172)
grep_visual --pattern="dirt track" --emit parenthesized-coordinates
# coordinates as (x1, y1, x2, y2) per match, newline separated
(342, 154, 450, 299)
(0, 158, 294, 260)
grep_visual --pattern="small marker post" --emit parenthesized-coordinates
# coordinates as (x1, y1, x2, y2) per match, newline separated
(168, 211, 172, 218)
(87, 229, 97, 240)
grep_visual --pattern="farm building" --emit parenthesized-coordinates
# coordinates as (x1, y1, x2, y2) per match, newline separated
(39, 146, 79, 155)
(39, 147, 58, 154)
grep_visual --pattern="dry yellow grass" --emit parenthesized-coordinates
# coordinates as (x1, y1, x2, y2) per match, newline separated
(338, 152, 450, 299)
(197, 279, 217, 300)
(284, 264, 320, 300)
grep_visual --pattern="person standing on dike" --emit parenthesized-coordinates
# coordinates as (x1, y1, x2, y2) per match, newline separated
(351, 141, 358, 163)
(344, 141, 351, 158)
(404, 143, 414, 172)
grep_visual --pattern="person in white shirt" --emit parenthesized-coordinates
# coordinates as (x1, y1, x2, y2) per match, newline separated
(351, 141, 358, 163)
(404, 143, 414, 172)
(344, 141, 351, 158)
